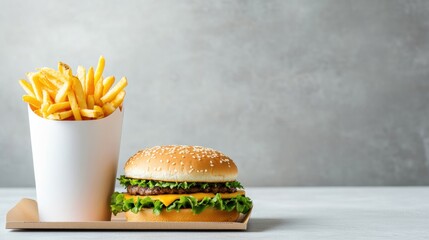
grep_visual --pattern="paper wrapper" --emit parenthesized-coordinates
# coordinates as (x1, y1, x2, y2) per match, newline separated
(6, 198, 251, 230)
(28, 107, 124, 222)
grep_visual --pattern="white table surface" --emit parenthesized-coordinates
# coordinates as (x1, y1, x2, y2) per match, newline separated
(1, 187, 428, 240)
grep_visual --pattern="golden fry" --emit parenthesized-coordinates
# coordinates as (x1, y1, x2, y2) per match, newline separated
(86, 67, 95, 95)
(32, 72, 59, 99)
(102, 76, 115, 95)
(94, 105, 104, 118)
(55, 81, 70, 103)
(94, 55, 105, 84)
(102, 102, 116, 116)
(41, 90, 52, 118)
(47, 114, 59, 120)
(87, 95, 95, 109)
(58, 62, 72, 76)
(94, 77, 104, 106)
(101, 77, 128, 104)
(42, 90, 53, 104)
(72, 76, 87, 109)
(111, 90, 125, 107)
(22, 95, 41, 109)
(39, 67, 67, 84)
(38, 75, 60, 91)
(80, 109, 102, 118)
(67, 91, 81, 120)
(44, 88, 57, 101)
(28, 73, 43, 101)
(47, 110, 73, 120)
(41, 103, 49, 118)
(39, 67, 68, 83)
(19, 79, 35, 97)
(77, 66, 86, 93)
(65, 69, 73, 78)
(47, 102, 71, 115)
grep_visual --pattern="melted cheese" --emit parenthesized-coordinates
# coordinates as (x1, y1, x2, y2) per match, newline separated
(124, 190, 245, 207)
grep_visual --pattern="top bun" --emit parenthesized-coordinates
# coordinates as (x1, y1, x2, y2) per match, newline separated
(124, 145, 238, 182)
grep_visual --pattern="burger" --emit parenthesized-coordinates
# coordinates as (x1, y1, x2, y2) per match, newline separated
(110, 145, 252, 222)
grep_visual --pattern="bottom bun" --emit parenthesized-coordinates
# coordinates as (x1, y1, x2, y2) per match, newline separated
(125, 208, 240, 222)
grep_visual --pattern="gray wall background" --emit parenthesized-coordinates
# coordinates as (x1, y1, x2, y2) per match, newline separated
(1, 0, 429, 187)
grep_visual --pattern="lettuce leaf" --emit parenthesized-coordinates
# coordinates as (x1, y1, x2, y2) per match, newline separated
(118, 175, 243, 190)
(110, 192, 252, 216)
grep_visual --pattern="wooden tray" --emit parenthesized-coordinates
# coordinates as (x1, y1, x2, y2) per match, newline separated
(5, 198, 251, 230)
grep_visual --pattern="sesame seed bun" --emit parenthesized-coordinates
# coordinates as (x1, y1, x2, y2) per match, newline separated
(124, 145, 238, 182)
(125, 207, 240, 222)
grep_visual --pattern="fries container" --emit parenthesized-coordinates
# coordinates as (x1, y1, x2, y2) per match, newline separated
(28, 107, 124, 221)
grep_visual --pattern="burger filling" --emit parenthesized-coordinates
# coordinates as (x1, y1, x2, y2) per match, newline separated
(118, 175, 243, 195)
(110, 175, 252, 215)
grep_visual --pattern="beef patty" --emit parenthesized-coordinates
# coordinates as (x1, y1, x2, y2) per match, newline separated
(127, 185, 237, 196)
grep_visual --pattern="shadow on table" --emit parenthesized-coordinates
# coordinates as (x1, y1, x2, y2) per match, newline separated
(246, 217, 298, 232)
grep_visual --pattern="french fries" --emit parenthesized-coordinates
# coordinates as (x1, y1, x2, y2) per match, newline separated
(47, 102, 70, 115)
(19, 80, 35, 97)
(101, 77, 128, 104)
(20, 56, 127, 120)
(22, 95, 41, 109)
(28, 73, 43, 101)
(102, 76, 115, 95)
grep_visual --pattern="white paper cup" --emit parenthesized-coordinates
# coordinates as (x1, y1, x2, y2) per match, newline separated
(28, 107, 124, 222)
